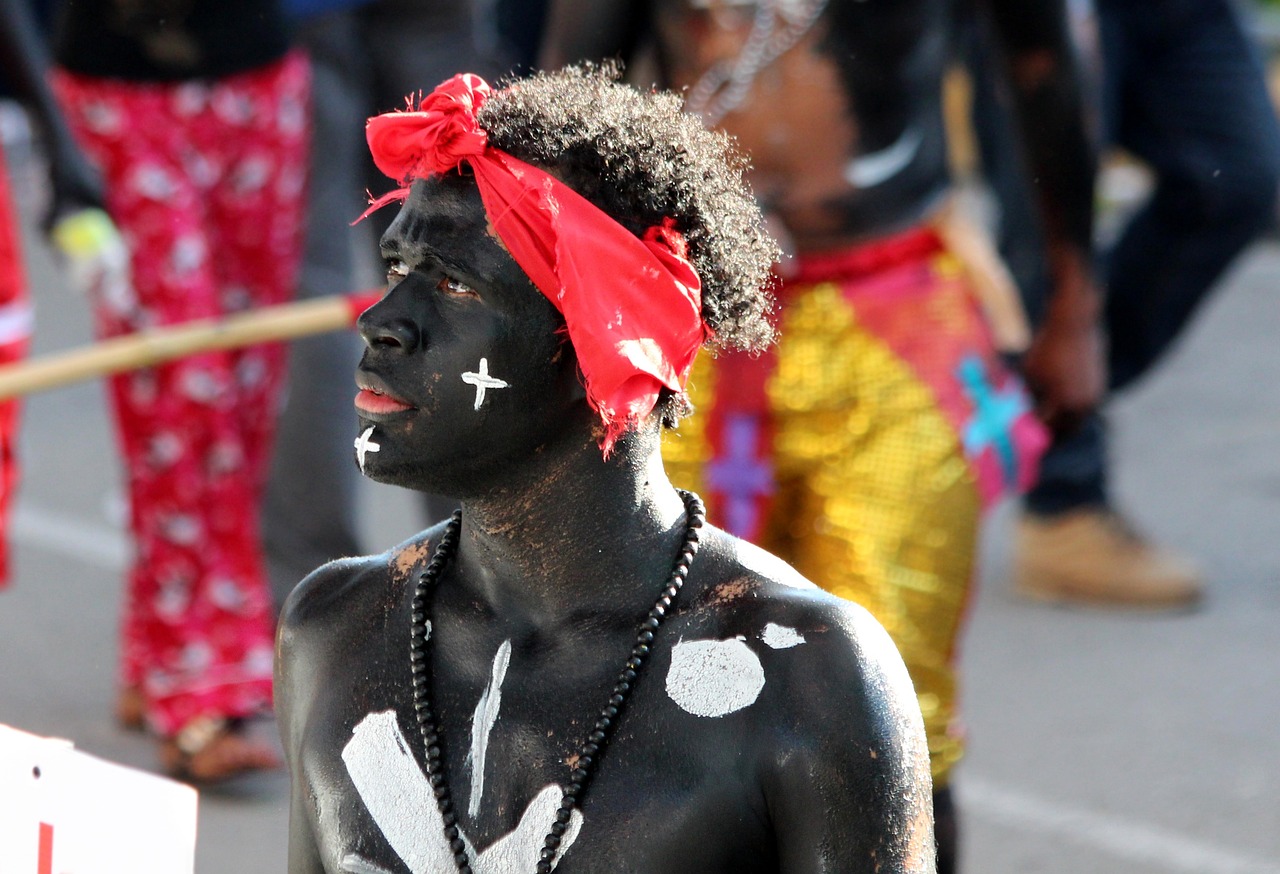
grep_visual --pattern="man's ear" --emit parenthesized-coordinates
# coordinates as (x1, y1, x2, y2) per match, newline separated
(658, 389, 692, 430)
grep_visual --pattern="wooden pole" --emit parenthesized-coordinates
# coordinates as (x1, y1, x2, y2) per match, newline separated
(0, 291, 382, 401)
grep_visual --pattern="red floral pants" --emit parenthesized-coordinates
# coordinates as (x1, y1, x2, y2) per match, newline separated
(0, 145, 32, 589)
(54, 53, 310, 735)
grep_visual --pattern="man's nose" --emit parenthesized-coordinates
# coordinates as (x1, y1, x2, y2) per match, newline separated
(357, 282, 423, 352)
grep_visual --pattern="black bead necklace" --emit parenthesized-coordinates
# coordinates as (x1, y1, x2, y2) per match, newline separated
(408, 490, 705, 874)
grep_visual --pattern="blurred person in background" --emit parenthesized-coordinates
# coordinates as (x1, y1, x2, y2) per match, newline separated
(543, 0, 1100, 870)
(48, 0, 310, 782)
(967, 0, 1280, 608)
(0, 0, 114, 588)
(263, 0, 515, 609)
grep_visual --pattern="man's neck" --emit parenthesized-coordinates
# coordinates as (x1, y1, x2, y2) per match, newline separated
(449, 428, 691, 629)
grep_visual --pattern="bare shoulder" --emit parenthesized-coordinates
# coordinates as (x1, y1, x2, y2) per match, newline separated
(274, 523, 453, 741)
(682, 529, 935, 871)
(691, 530, 918, 708)
(278, 521, 451, 636)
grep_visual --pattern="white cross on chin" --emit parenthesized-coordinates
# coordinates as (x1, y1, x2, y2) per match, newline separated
(354, 426, 381, 472)
(461, 358, 510, 410)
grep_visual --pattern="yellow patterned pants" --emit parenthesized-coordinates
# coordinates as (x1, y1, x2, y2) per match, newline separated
(662, 230, 1030, 787)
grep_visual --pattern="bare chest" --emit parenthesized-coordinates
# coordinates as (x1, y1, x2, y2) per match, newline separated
(650, 0, 951, 248)
(297, 613, 817, 873)
(655, 1, 858, 205)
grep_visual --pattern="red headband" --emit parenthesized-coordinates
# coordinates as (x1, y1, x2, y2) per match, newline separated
(364, 73, 706, 455)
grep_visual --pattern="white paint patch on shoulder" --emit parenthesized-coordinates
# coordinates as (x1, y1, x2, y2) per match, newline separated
(467, 639, 512, 818)
(666, 637, 766, 717)
(731, 538, 816, 590)
(761, 623, 806, 649)
(342, 710, 585, 873)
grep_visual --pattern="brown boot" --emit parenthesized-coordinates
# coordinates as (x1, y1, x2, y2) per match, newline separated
(1013, 508, 1203, 609)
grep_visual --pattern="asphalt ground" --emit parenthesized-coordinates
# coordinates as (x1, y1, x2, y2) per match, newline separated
(0, 141, 1277, 872)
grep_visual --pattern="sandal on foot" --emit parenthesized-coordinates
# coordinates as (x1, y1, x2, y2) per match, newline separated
(160, 715, 280, 784)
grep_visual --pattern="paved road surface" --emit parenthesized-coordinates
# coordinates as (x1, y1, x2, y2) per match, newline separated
(0, 152, 1276, 872)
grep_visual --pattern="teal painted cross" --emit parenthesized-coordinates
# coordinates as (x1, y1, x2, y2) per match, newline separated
(957, 355, 1026, 486)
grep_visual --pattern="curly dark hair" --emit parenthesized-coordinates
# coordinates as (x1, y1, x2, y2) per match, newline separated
(478, 63, 778, 355)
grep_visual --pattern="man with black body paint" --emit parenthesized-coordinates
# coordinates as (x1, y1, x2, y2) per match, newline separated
(276, 67, 935, 873)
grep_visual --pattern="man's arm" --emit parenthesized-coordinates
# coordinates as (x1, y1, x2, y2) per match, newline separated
(275, 585, 326, 873)
(768, 603, 936, 873)
(538, 0, 648, 70)
(0, 0, 104, 226)
(983, 0, 1104, 434)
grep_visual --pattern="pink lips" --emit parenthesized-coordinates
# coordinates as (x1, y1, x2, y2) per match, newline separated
(355, 388, 414, 414)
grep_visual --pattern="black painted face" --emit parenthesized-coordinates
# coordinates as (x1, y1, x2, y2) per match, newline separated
(354, 174, 584, 496)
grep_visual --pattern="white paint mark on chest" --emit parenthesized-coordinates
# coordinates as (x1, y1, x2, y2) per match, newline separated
(342, 711, 452, 872)
(340, 854, 394, 873)
(666, 637, 766, 717)
(342, 710, 583, 873)
(761, 623, 806, 649)
(467, 640, 512, 818)
(476, 783, 583, 871)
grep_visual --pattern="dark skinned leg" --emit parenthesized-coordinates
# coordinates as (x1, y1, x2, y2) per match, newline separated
(934, 786, 958, 874)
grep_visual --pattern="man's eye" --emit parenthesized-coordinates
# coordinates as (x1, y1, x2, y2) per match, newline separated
(386, 259, 410, 281)
(437, 276, 476, 296)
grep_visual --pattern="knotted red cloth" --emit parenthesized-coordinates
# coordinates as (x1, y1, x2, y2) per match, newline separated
(364, 73, 706, 455)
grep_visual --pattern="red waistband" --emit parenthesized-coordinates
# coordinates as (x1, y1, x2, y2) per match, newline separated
(783, 225, 944, 288)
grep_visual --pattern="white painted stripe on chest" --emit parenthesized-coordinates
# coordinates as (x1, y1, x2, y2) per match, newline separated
(665, 637, 766, 717)
(342, 710, 584, 872)
(467, 639, 512, 818)
(762, 623, 805, 649)
(340, 854, 394, 874)
(342, 711, 456, 872)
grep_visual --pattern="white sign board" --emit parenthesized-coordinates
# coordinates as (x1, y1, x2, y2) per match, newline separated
(0, 724, 198, 874)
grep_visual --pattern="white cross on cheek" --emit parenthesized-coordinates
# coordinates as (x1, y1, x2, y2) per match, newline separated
(461, 358, 510, 410)
(354, 427, 381, 472)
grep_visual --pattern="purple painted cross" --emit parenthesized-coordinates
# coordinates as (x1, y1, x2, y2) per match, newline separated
(706, 413, 775, 540)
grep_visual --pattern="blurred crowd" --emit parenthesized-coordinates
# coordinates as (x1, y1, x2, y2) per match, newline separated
(1, 0, 1277, 870)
